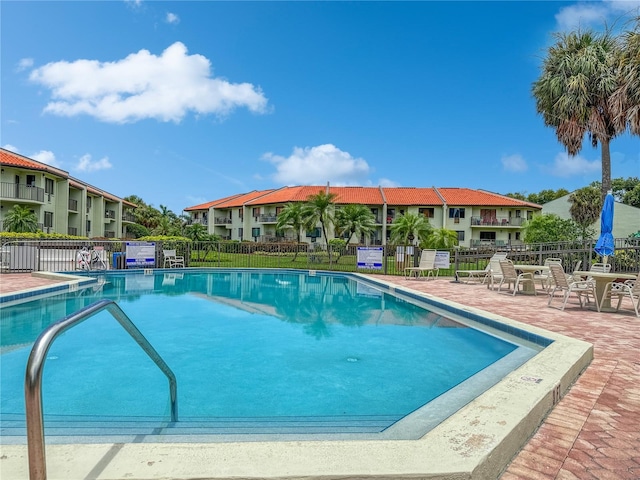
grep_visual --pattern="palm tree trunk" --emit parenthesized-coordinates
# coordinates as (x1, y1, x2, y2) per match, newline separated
(601, 137, 612, 201)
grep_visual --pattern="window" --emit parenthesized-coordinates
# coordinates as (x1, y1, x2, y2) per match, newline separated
(238, 228, 243, 239)
(45, 178, 54, 195)
(86, 220, 91, 233)
(515, 232, 521, 240)
(306, 227, 321, 238)
(527, 211, 533, 220)
(419, 208, 434, 218)
(238, 208, 243, 220)
(515, 210, 521, 218)
(87, 197, 92, 208)
(252, 207, 260, 217)
(479, 231, 496, 240)
(449, 208, 465, 219)
(251, 227, 261, 239)
(26, 175, 36, 186)
(275, 206, 284, 215)
(456, 231, 465, 241)
(44, 212, 54, 228)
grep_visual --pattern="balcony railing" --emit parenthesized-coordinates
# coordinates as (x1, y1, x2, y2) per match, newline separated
(122, 211, 136, 223)
(192, 218, 208, 226)
(68, 227, 78, 236)
(214, 217, 232, 224)
(68, 199, 78, 212)
(470, 217, 525, 227)
(258, 214, 278, 223)
(0, 182, 45, 203)
(105, 210, 116, 220)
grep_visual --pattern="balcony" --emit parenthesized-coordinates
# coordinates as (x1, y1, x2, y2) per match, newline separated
(258, 214, 278, 223)
(68, 227, 78, 236)
(470, 217, 524, 227)
(105, 210, 116, 220)
(0, 182, 45, 203)
(192, 218, 208, 226)
(122, 211, 136, 223)
(214, 217, 232, 225)
(68, 199, 78, 212)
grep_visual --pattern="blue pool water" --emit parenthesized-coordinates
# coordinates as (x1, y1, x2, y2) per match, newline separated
(0, 270, 542, 440)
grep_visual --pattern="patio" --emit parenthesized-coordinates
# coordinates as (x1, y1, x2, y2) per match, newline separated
(1, 273, 638, 479)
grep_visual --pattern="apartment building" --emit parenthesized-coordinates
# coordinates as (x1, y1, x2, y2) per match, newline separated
(0, 148, 136, 238)
(184, 185, 542, 248)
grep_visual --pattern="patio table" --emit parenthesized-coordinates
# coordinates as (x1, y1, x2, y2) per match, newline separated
(513, 265, 548, 294)
(573, 271, 637, 311)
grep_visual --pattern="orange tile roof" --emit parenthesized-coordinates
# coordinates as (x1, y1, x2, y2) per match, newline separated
(187, 186, 542, 211)
(0, 148, 69, 178)
(437, 188, 541, 208)
(382, 187, 442, 206)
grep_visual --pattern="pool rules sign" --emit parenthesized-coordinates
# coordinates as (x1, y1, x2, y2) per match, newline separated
(357, 246, 383, 270)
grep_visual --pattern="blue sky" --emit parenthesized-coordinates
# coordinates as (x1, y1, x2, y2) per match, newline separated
(2, 1, 639, 214)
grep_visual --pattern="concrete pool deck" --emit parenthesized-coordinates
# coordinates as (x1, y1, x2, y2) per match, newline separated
(0, 272, 638, 479)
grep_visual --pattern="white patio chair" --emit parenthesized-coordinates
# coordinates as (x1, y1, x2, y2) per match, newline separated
(456, 252, 507, 284)
(599, 272, 640, 317)
(590, 263, 612, 273)
(547, 263, 597, 311)
(533, 258, 562, 291)
(163, 249, 185, 268)
(405, 249, 439, 280)
(497, 259, 537, 296)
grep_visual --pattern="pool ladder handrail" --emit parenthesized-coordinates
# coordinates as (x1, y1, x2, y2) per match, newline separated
(24, 299, 178, 480)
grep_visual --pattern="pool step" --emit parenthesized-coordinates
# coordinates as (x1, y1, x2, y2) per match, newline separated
(0, 412, 402, 441)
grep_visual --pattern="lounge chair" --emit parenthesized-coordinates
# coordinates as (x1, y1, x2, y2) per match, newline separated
(455, 252, 507, 284)
(405, 249, 439, 280)
(599, 272, 640, 317)
(497, 259, 537, 296)
(163, 249, 185, 268)
(533, 258, 562, 291)
(547, 263, 597, 311)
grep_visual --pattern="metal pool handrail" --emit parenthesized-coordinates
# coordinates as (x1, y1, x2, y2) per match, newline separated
(24, 299, 178, 480)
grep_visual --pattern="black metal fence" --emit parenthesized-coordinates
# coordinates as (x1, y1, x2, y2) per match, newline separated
(1, 238, 639, 275)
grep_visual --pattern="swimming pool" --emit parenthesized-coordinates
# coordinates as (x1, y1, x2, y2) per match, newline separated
(1, 269, 544, 443)
(0, 269, 594, 480)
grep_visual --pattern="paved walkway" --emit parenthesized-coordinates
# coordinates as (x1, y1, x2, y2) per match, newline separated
(1, 272, 639, 479)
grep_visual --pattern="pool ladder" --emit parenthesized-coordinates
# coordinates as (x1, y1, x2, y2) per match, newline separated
(24, 299, 178, 480)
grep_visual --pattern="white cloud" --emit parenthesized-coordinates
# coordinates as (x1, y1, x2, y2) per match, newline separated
(28, 42, 268, 123)
(501, 154, 528, 173)
(548, 152, 600, 177)
(378, 178, 400, 187)
(555, 1, 639, 30)
(166, 12, 179, 24)
(17, 58, 34, 72)
(31, 150, 61, 168)
(2, 144, 20, 153)
(75, 154, 112, 172)
(263, 144, 371, 185)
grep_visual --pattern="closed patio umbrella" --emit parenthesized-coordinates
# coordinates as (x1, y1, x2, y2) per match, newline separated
(594, 191, 615, 264)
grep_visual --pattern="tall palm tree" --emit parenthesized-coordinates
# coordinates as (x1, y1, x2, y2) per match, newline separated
(532, 29, 622, 201)
(2, 205, 39, 233)
(612, 16, 640, 137)
(334, 204, 377, 244)
(388, 213, 432, 246)
(275, 202, 306, 261)
(422, 227, 459, 249)
(303, 190, 337, 260)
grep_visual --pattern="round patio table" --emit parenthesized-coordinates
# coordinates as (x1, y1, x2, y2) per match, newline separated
(573, 271, 637, 311)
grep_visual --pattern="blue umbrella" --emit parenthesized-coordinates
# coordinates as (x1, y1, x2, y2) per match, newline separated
(594, 192, 615, 260)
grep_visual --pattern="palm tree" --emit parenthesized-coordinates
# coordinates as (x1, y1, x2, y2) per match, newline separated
(612, 17, 640, 137)
(185, 222, 209, 241)
(303, 190, 337, 261)
(568, 186, 601, 240)
(275, 202, 306, 261)
(422, 227, 459, 249)
(532, 29, 622, 201)
(389, 213, 433, 269)
(2, 205, 38, 233)
(334, 204, 377, 244)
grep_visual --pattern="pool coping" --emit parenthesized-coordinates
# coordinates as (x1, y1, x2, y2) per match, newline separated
(0, 269, 593, 480)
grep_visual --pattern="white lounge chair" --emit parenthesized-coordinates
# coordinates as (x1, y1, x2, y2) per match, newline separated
(456, 252, 508, 284)
(547, 263, 597, 311)
(533, 258, 562, 291)
(405, 249, 439, 280)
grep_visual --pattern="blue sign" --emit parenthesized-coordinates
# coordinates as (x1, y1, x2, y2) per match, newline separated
(357, 246, 383, 270)
(125, 241, 156, 268)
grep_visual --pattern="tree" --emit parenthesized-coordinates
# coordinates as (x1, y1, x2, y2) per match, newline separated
(334, 204, 377, 244)
(568, 186, 601, 239)
(523, 214, 581, 243)
(275, 202, 307, 261)
(303, 191, 337, 260)
(124, 223, 149, 239)
(2, 205, 38, 233)
(533, 29, 622, 201)
(388, 213, 433, 245)
(421, 227, 459, 249)
(612, 17, 640, 137)
(623, 183, 640, 208)
(185, 222, 209, 241)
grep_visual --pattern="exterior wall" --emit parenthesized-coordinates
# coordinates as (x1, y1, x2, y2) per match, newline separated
(543, 194, 640, 238)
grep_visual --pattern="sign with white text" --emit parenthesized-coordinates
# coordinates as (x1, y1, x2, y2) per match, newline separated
(357, 246, 383, 270)
(125, 241, 156, 268)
